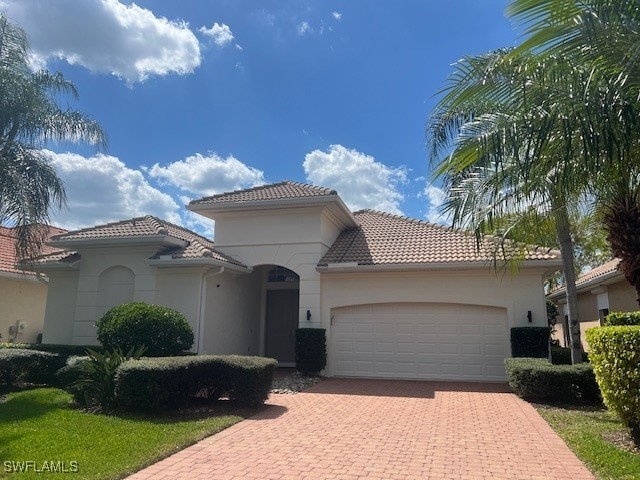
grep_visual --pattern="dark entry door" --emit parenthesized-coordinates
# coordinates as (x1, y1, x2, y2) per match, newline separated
(265, 289, 299, 363)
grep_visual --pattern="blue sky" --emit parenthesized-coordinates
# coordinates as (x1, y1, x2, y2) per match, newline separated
(3, 0, 520, 237)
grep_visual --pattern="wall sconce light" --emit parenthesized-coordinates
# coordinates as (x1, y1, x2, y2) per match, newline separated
(527, 310, 532, 323)
(306, 310, 312, 321)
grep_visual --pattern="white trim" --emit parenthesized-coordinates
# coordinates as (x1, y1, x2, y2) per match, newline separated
(318, 259, 563, 273)
(146, 257, 250, 272)
(49, 235, 187, 249)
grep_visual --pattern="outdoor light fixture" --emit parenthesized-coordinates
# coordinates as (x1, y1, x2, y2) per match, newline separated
(527, 310, 532, 323)
(306, 310, 312, 321)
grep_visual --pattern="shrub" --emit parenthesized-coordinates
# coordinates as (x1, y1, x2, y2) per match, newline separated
(96, 302, 193, 356)
(295, 328, 326, 374)
(0, 342, 103, 357)
(115, 355, 277, 412)
(586, 326, 640, 445)
(0, 349, 66, 388)
(550, 346, 589, 365)
(55, 356, 90, 402)
(510, 327, 549, 358)
(603, 311, 640, 326)
(73, 346, 146, 411)
(505, 357, 600, 403)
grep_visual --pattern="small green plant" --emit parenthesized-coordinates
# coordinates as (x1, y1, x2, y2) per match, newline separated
(603, 311, 640, 326)
(97, 302, 193, 356)
(73, 346, 146, 412)
(586, 326, 640, 446)
(295, 328, 326, 374)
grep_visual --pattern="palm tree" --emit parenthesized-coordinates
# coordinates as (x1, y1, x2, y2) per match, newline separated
(507, 0, 640, 90)
(0, 14, 106, 261)
(507, 0, 640, 306)
(428, 49, 640, 363)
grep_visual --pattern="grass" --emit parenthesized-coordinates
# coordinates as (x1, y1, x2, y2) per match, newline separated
(537, 404, 640, 480)
(0, 388, 254, 479)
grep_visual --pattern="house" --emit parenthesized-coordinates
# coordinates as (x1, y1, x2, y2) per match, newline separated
(30, 181, 561, 381)
(548, 258, 638, 350)
(0, 225, 66, 343)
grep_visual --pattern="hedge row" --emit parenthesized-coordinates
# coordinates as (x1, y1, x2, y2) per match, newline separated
(0, 342, 101, 357)
(505, 357, 600, 403)
(603, 311, 640, 326)
(587, 326, 640, 442)
(0, 349, 66, 388)
(510, 327, 549, 358)
(115, 355, 277, 411)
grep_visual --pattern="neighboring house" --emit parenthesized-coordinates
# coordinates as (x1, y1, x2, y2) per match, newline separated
(548, 258, 638, 350)
(30, 181, 561, 381)
(0, 225, 66, 343)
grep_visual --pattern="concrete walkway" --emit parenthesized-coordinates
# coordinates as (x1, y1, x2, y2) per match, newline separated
(128, 378, 595, 480)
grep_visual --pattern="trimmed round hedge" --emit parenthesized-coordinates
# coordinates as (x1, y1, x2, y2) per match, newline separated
(97, 302, 194, 356)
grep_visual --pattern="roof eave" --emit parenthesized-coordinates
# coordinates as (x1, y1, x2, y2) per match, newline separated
(187, 195, 358, 227)
(49, 235, 187, 249)
(0, 270, 39, 281)
(317, 259, 562, 273)
(547, 270, 623, 300)
(146, 257, 251, 273)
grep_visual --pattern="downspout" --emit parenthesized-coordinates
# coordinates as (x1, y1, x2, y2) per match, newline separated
(197, 266, 225, 354)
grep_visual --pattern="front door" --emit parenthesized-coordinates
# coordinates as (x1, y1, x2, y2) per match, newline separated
(265, 289, 299, 363)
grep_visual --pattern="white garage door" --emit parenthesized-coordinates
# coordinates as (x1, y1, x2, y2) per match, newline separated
(332, 303, 508, 381)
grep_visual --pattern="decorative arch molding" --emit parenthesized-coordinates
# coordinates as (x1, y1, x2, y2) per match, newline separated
(97, 266, 135, 316)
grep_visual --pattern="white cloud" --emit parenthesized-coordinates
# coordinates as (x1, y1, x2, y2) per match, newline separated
(2, 0, 201, 84)
(303, 145, 407, 214)
(199, 22, 234, 47)
(421, 182, 447, 224)
(44, 150, 181, 230)
(297, 21, 311, 35)
(332, 12, 342, 20)
(148, 153, 265, 197)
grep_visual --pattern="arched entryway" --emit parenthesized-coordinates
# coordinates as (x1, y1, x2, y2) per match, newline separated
(261, 265, 300, 365)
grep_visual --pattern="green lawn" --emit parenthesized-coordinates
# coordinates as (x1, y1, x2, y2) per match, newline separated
(0, 388, 252, 479)
(538, 404, 640, 480)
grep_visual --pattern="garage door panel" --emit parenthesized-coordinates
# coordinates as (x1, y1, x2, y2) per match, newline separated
(332, 302, 508, 381)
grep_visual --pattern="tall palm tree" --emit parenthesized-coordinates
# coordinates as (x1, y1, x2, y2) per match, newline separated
(0, 14, 106, 261)
(507, 0, 640, 306)
(428, 49, 640, 363)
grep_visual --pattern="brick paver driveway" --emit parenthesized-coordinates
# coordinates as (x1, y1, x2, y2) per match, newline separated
(129, 378, 594, 480)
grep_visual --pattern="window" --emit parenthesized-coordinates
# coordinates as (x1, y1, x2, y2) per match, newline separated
(267, 266, 299, 283)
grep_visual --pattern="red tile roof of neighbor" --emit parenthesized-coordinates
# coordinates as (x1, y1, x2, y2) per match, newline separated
(549, 258, 620, 297)
(36, 216, 245, 268)
(319, 210, 561, 266)
(0, 225, 67, 275)
(189, 181, 337, 206)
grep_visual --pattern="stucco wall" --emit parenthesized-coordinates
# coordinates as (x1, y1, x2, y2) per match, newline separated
(320, 268, 548, 376)
(608, 281, 638, 313)
(156, 267, 209, 351)
(215, 207, 344, 330)
(42, 271, 78, 344)
(0, 275, 47, 344)
(201, 270, 261, 355)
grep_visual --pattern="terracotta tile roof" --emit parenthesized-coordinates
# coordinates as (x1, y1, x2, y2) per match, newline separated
(549, 258, 620, 296)
(46, 216, 246, 268)
(0, 225, 67, 275)
(319, 210, 560, 267)
(575, 258, 620, 286)
(189, 181, 337, 206)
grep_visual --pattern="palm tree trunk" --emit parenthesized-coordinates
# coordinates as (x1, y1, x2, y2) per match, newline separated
(554, 204, 583, 364)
